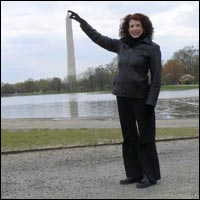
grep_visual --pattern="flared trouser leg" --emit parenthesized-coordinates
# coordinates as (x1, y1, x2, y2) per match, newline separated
(117, 96, 161, 182)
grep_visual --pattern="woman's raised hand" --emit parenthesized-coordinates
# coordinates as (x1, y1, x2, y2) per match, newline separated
(68, 10, 82, 23)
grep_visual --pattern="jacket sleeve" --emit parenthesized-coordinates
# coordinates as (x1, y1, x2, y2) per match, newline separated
(79, 20, 120, 53)
(146, 44, 162, 107)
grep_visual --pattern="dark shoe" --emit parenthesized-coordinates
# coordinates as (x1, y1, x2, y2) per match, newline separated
(120, 177, 141, 185)
(136, 175, 157, 188)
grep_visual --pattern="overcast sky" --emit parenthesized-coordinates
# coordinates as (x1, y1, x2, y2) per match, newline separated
(1, 1, 199, 83)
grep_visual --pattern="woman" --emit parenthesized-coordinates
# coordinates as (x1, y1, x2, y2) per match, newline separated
(68, 10, 161, 188)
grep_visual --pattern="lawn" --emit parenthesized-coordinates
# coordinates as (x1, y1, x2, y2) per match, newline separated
(1, 127, 199, 152)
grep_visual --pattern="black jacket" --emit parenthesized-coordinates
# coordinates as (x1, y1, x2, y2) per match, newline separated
(80, 20, 162, 107)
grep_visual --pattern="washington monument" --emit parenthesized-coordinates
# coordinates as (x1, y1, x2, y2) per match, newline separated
(66, 13, 76, 90)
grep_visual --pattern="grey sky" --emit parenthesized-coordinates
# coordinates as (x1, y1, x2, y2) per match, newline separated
(1, 1, 199, 83)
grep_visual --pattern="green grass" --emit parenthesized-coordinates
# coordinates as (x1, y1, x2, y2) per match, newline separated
(160, 85, 199, 91)
(98, 85, 199, 94)
(1, 128, 199, 151)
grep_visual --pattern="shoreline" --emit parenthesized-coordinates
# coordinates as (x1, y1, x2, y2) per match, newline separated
(1, 117, 199, 130)
(1, 85, 199, 97)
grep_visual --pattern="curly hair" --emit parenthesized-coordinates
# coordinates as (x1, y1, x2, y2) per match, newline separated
(119, 13, 154, 40)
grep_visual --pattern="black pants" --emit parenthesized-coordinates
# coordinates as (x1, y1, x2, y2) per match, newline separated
(117, 96, 161, 182)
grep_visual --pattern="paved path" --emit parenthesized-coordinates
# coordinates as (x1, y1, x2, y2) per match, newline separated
(1, 139, 199, 199)
(1, 118, 199, 129)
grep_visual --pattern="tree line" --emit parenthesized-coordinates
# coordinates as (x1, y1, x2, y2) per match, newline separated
(1, 45, 199, 96)
(162, 45, 199, 85)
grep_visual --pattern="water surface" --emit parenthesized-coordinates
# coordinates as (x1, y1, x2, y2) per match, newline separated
(1, 89, 199, 120)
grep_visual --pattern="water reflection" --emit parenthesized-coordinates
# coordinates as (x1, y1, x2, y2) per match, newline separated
(1, 90, 199, 120)
(69, 101, 79, 118)
(156, 97, 199, 119)
(78, 101, 119, 118)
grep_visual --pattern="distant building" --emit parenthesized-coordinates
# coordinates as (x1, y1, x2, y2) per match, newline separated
(66, 13, 76, 83)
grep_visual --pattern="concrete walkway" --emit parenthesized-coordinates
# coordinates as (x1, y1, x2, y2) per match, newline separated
(1, 118, 199, 129)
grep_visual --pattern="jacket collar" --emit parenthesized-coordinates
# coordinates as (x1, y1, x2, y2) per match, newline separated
(141, 37, 152, 44)
(121, 36, 152, 46)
